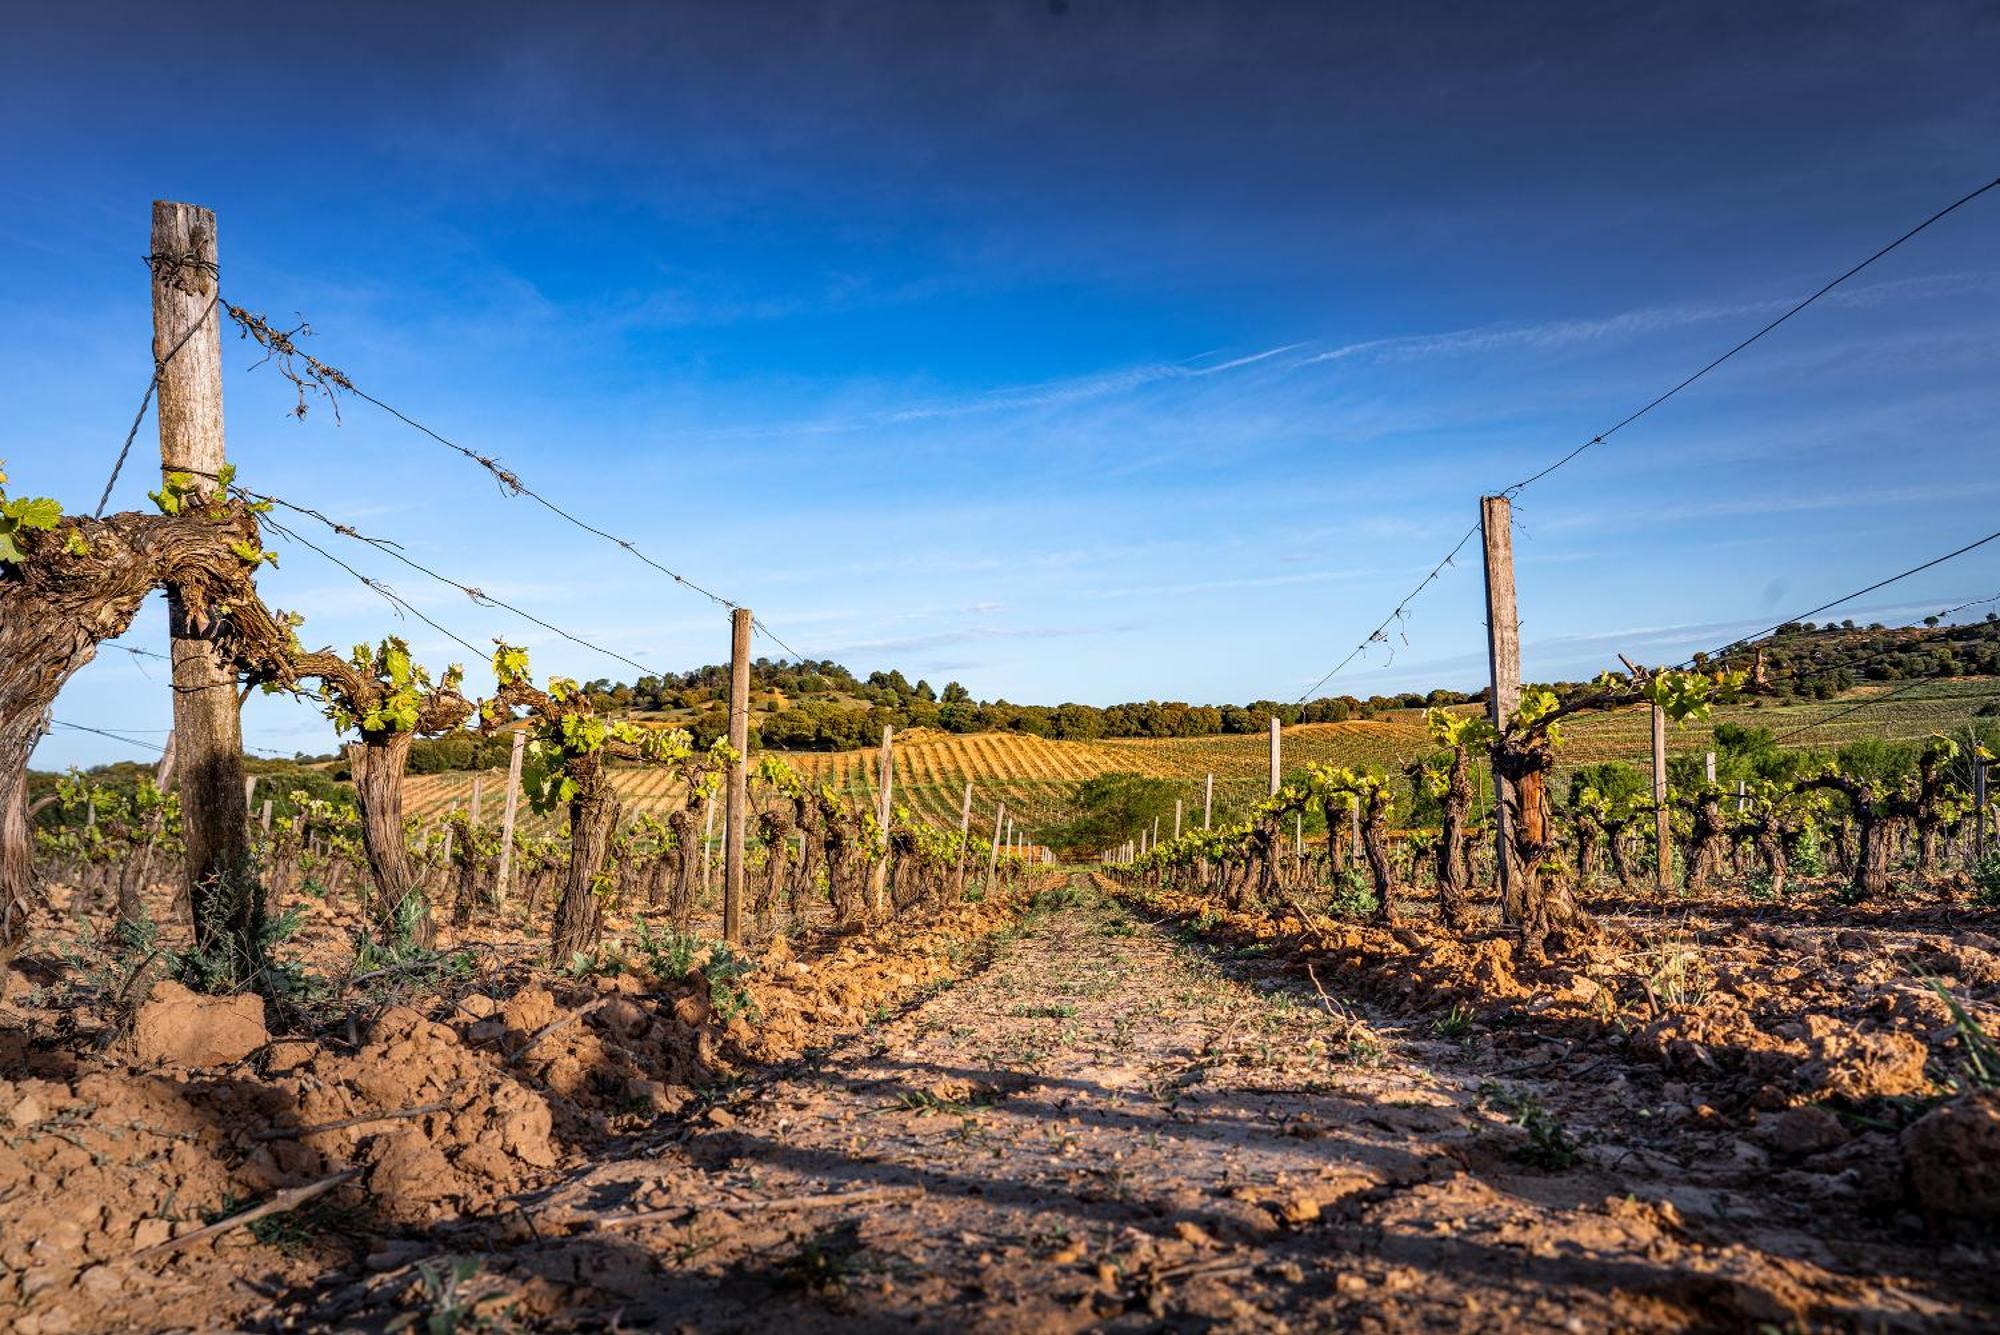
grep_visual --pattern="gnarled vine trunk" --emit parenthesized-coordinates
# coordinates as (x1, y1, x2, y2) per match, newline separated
(1686, 791, 1729, 891)
(348, 735, 430, 948)
(1434, 749, 1473, 930)
(551, 787, 619, 962)
(1498, 759, 1595, 962)
(2, 506, 266, 949)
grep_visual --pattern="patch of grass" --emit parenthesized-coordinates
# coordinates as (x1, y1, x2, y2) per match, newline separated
(1430, 1003, 1475, 1040)
(1479, 1083, 1580, 1171)
(1010, 1002, 1079, 1019)
(1928, 979, 2000, 1091)
(1973, 853, 2000, 908)
(1644, 932, 1713, 1012)
(411, 1255, 485, 1333)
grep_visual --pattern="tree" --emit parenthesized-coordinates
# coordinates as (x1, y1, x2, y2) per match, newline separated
(1051, 773, 1176, 857)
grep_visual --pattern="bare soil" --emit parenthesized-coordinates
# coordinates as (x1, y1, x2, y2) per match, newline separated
(4, 875, 1999, 1331)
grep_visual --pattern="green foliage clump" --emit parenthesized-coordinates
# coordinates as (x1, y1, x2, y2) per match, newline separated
(1049, 772, 1178, 857)
(1973, 853, 2000, 908)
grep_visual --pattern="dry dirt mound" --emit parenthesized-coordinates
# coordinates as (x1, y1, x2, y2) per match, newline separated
(0, 882, 1044, 1333)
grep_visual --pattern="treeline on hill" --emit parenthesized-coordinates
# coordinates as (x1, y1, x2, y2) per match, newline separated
(384, 617, 2000, 773)
(1711, 615, 2000, 698)
(552, 660, 1478, 753)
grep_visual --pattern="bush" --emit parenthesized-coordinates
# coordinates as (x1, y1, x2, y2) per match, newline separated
(1327, 866, 1377, 918)
(1974, 853, 2000, 907)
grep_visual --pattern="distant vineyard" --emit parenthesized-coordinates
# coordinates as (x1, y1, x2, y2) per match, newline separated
(401, 677, 1999, 837)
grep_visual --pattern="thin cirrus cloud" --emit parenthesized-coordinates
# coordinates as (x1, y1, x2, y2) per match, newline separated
(699, 268, 1991, 446)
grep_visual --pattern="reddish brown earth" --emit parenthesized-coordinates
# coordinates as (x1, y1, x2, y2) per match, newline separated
(4, 874, 1999, 1331)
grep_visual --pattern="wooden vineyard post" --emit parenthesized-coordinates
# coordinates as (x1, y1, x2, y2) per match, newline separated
(1480, 495, 1520, 903)
(869, 725, 893, 912)
(1204, 772, 1213, 830)
(260, 800, 272, 835)
(154, 731, 176, 792)
(1294, 812, 1303, 870)
(1152, 816, 1160, 850)
(494, 729, 526, 904)
(1651, 702, 1671, 889)
(470, 775, 483, 828)
(1173, 798, 1182, 841)
(153, 200, 253, 951)
(1704, 751, 1716, 786)
(1975, 760, 1988, 864)
(954, 780, 973, 893)
(1268, 716, 1281, 796)
(722, 607, 752, 943)
(987, 801, 1006, 884)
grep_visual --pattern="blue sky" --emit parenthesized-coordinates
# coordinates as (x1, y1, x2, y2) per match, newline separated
(6, 2, 1999, 768)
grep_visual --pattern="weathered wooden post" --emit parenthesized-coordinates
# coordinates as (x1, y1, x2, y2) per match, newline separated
(1173, 798, 1182, 841)
(869, 724, 893, 911)
(154, 731, 177, 792)
(1651, 702, 1671, 889)
(470, 774, 483, 828)
(1480, 496, 1520, 902)
(1204, 773, 1214, 830)
(1268, 716, 1281, 796)
(1704, 751, 1716, 786)
(987, 800, 1006, 883)
(954, 780, 973, 892)
(1974, 759, 1988, 863)
(723, 607, 752, 942)
(259, 799, 272, 836)
(494, 729, 526, 904)
(153, 200, 253, 952)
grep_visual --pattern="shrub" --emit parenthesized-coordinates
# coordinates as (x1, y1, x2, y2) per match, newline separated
(1974, 853, 2000, 907)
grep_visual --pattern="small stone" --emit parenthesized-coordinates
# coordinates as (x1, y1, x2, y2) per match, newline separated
(1279, 1193, 1321, 1225)
(1172, 1220, 1215, 1247)
(1761, 1105, 1848, 1159)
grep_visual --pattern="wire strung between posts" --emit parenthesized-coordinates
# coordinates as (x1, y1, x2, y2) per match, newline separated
(215, 299, 807, 662)
(94, 285, 220, 518)
(244, 488, 667, 680)
(50, 719, 167, 753)
(1500, 173, 2000, 497)
(1293, 519, 1481, 703)
(1671, 525, 2000, 674)
(258, 513, 491, 662)
(1290, 173, 2000, 700)
(1767, 675, 2000, 749)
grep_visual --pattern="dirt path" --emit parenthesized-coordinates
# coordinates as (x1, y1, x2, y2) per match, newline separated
(304, 878, 1994, 1331)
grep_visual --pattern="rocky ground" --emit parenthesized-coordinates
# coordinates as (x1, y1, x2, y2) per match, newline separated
(4, 874, 1999, 1331)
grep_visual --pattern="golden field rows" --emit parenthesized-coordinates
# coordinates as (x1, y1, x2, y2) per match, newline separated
(401, 679, 2000, 839)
